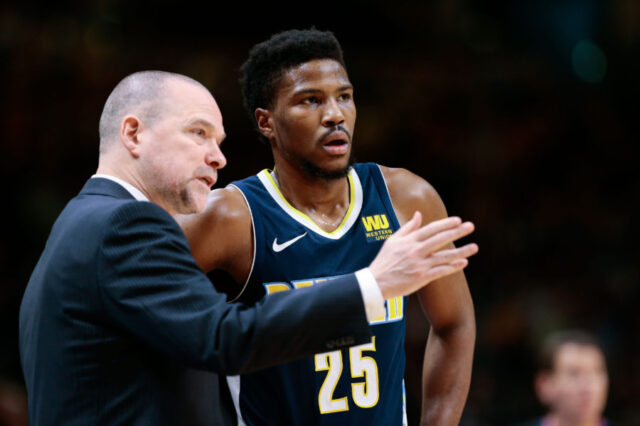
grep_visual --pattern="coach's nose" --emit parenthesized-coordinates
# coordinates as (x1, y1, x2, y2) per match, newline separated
(206, 141, 227, 170)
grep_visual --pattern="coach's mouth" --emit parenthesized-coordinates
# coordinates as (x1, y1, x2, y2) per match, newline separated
(197, 175, 215, 188)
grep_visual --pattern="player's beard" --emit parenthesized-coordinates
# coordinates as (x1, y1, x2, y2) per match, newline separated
(301, 152, 353, 181)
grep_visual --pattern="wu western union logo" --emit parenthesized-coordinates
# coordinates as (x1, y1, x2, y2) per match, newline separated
(362, 214, 393, 242)
(362, 214, 389, 231)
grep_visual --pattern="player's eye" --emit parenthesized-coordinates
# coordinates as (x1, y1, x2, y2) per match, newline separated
(301, 96, 319, 105)
(338, 93, 352, 101)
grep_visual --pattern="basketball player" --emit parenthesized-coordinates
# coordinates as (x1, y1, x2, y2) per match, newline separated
(179, 29, 476, 425)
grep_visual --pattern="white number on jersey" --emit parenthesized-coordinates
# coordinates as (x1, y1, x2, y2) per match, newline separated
(314, 337, 379, 413)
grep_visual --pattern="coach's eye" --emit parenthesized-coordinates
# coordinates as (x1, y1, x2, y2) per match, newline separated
(193, 128, 206, 137)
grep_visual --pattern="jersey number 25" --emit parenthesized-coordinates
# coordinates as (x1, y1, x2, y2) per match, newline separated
(314, 337, 379, 414)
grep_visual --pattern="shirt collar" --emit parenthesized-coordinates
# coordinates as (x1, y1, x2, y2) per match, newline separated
(91, 174, 149, 202)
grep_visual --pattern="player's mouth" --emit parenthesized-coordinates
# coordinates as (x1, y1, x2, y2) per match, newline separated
(321, 131, 350, 155)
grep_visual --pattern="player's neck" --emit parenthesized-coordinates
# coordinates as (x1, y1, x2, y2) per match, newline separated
(273, 163, 350, 232)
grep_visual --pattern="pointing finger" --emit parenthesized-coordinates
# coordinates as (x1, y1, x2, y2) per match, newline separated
(419, 222, 475, 254)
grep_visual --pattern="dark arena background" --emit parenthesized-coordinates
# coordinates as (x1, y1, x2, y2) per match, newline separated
(1, 1, 638, 424)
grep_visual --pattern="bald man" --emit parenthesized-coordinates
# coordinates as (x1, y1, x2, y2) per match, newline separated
(18, 71, 478, 425)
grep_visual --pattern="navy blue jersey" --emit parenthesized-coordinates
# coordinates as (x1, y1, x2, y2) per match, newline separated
(228, 163, 408, 426)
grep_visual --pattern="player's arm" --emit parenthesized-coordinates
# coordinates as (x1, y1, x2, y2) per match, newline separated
(381, 166, 475, 426)
(175, 186, 253, 286)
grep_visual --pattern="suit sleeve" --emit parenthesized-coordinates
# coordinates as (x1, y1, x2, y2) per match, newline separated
(97, 201, 372, 375)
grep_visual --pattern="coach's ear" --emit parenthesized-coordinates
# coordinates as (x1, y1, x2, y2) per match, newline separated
(120, 115, 144, 158)
(255, 108, 274, 141)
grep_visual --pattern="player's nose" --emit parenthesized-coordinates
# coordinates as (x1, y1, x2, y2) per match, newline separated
(322, 98, 345, 127)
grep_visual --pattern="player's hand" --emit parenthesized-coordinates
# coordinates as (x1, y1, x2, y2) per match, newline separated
(369, 212, 478, 300)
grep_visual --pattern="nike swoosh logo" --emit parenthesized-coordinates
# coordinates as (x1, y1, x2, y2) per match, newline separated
(272, 232, 308, 252)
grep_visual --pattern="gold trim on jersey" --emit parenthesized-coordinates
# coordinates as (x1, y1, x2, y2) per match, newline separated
(257, 168, 363, 240)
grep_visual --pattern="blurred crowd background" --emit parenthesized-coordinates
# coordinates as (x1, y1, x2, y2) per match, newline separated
(1, 1, 638, 424)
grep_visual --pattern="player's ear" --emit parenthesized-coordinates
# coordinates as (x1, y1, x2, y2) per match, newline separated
(255, 108, 274, 140)
(120, 115, 144, 158)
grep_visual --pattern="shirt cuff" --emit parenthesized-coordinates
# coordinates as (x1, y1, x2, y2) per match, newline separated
(355, 268, 386, 322)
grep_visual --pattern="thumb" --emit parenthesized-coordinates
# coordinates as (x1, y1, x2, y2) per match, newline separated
(394, 211, 422, 237)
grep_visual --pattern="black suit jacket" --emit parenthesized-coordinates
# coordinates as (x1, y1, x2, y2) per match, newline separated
(19, 178, 371, 425)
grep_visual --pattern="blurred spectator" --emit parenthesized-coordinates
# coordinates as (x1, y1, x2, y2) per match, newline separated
(517, 330, 610, 426)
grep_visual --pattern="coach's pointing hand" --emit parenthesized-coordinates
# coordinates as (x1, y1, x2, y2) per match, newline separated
(368, 212, 478, 300)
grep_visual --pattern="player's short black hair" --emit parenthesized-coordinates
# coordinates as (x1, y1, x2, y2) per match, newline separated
(536, 329, 604, 372)
(239, 28, 346, 130)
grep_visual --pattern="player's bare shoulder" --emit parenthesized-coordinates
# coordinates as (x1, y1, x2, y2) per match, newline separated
(176, 186, 253, 277)
(378, 165, 448, 224)
(203, 186, 253, 225)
